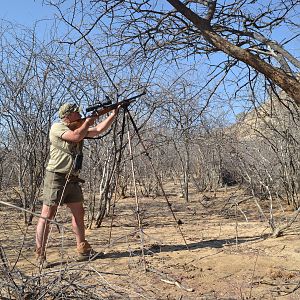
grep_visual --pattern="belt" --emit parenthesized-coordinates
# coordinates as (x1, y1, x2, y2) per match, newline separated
(67, 174, 85, 184)
(53, 172, 85, 184)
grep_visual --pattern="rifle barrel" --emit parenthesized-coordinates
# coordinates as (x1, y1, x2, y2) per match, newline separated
(86, 91, 146, 113)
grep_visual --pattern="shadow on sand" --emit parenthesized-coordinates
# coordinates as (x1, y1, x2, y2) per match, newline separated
(104, 234, 269, 259)
(46, 234, 268, 268)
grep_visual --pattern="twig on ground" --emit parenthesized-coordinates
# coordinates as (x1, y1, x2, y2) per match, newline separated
(248, 250, 260, 299)
(146, 267, 194, 292)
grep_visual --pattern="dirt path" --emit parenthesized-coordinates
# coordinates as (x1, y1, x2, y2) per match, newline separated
(1, 186, 300, 299)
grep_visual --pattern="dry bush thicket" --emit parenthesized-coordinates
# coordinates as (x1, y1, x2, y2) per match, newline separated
(1, 0, 300, 297)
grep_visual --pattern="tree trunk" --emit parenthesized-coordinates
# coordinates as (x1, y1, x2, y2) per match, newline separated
(167, 0, 300, 105)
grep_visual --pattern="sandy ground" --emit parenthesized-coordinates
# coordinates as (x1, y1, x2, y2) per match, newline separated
(1, 185, 300, 299)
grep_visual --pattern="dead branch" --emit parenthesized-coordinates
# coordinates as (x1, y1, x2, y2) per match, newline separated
(146, 267, 194, 292)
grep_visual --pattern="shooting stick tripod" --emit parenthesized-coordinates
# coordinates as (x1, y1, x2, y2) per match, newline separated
(108, 105, 189, 263)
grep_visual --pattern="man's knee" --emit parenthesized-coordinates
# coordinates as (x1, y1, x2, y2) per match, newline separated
(40, 205, 57, 219)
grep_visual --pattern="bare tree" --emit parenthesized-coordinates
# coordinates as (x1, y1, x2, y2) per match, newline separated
(166, 0, 300, 104)
(46, 0, 300, 106)
(0, 23, 61, 223)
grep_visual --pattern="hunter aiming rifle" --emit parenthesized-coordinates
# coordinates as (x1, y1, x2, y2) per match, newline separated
(68, 91, 146, 131)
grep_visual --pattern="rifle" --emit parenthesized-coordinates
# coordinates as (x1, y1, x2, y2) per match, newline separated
(68, 91, 146, 130)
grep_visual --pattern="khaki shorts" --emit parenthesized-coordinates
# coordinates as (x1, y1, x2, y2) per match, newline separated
(41, 171, 84, 206)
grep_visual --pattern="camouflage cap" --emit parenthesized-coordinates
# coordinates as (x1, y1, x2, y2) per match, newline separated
(58, 103, 80, 119)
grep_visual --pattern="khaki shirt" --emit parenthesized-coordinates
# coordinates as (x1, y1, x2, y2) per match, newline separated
(46, 122, 83, 174)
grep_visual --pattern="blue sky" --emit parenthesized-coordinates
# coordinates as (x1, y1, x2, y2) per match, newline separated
(1, 0, 54, 27)
(1, 0, 299, 122)
(1, 1, 298, 55)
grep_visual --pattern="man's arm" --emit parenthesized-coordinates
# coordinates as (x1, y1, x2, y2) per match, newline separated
(86, 109, 118, 138)
(61, 117, 97, 143)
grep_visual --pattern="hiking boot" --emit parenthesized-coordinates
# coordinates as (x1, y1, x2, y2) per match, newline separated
(76, 240, 104, 261)
(35, 248, 50, 269)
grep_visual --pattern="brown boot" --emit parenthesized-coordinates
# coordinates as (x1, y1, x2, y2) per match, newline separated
(76, 240, 103, 261)
(35, 248, 50, 269)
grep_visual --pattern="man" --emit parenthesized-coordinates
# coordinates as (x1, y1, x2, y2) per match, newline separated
(35, 103, 119, 267)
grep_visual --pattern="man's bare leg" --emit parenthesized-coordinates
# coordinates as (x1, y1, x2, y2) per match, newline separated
(66, 202, 85, 246)
(66, 202, 98, 260)
(35, 204, 58, 256)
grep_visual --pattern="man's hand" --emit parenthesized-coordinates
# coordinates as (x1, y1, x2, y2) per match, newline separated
(85, 115, 98, 126)
(112, 104, 122, 116)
